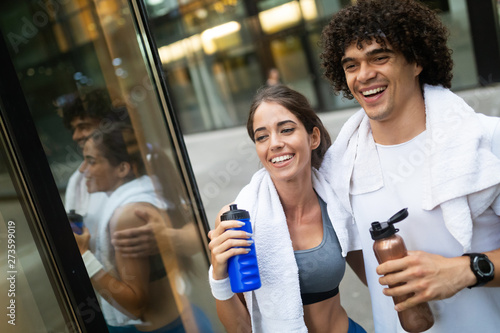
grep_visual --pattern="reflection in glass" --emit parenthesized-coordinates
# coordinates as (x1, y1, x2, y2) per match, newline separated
(0, 0, 222, 332)
(73, 124, 196, 331)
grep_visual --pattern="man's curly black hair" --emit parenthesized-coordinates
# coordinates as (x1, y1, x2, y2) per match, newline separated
(320, 0, 453, 99)
(58, 88, 129, 129)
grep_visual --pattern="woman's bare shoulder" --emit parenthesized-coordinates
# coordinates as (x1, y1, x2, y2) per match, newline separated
(110, 202, 156, 232)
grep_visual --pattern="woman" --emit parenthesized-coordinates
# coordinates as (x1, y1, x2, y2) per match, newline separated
(73, 124, 187, 333)
(208, 85, 366, 332)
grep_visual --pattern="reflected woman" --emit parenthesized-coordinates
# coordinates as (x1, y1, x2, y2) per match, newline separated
(73, 124, 182, 333)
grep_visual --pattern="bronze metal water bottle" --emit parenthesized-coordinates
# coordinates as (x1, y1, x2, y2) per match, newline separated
(370, 208, 434, 332)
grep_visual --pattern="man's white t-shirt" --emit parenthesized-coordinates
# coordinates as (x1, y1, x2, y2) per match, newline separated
(351, 115, 500, 332)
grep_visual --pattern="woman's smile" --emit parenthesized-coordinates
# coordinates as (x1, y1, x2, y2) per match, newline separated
(252, 101, 318, 183)
(270, 153, 295, 165)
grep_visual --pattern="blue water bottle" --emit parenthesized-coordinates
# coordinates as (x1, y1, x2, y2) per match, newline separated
(68, 209, 84, 235)
(220, 204, 261, 293)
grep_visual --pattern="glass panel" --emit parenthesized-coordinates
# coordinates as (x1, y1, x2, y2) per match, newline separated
(270, 36, 316, 106)
(439, 0, 477, 89)
(0, 0, 221, 332)
(0, 115, 76, 332)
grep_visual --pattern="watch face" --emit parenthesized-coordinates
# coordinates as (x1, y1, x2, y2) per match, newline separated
(475, 256, 494, 277)
(464, 253, 495, 288)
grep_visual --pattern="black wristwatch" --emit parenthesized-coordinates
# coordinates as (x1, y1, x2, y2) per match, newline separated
(462, 253, 495, 288)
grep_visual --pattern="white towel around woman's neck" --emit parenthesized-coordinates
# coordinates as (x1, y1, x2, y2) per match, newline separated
(233, 168, 360, 333)
(65, 166, 90, 216)
(321, 84, 500, 252)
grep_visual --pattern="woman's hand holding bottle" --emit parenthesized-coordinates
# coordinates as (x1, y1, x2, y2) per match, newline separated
(208, 210, 253, 280)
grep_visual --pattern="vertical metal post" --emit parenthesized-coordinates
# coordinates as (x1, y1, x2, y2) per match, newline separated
(466, 0, 500, 85)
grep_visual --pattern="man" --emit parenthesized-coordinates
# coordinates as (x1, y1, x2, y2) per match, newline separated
(319, 0, 500, 332)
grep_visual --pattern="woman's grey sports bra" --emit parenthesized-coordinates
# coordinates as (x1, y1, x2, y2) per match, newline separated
(293, 196, 346, 305)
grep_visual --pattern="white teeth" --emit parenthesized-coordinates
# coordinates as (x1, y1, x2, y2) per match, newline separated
(271, 155, 293, 163)
(362, 87, 386, 96)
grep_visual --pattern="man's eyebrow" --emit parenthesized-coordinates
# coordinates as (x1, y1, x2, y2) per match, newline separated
(341, 48, 395, 66)
(366, 47, 395, 57)
(341, 57, 354, 66)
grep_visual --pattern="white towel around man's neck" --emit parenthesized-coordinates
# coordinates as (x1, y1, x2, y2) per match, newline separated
(321, 84, 500, 252)
(233, 168, 360, 333)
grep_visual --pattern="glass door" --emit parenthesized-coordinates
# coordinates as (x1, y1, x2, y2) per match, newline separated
(0, 29, 107, 332)
(0, 0, 222, 332)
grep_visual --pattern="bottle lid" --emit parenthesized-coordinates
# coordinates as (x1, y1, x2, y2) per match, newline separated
(68, 209, 83, 223)
(369, 208, 408, 240)
(220, 204, 250, 221)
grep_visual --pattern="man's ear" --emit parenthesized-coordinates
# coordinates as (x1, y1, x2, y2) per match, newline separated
(414, 62, 423, 77)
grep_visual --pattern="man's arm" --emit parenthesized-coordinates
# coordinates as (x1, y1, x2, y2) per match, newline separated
(379, 116, 500, 311)
(112, 206, 200, 258)
(377, 248, 499, 311)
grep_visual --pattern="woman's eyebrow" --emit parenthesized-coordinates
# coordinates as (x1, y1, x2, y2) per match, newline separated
(277, 120, 296, 127)
(254, 120, 297, 135)
(254, 126, 266, 136)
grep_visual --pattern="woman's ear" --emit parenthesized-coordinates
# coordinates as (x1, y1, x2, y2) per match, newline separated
(311, 127, 321, 150)
(117, 161, 132, 179)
